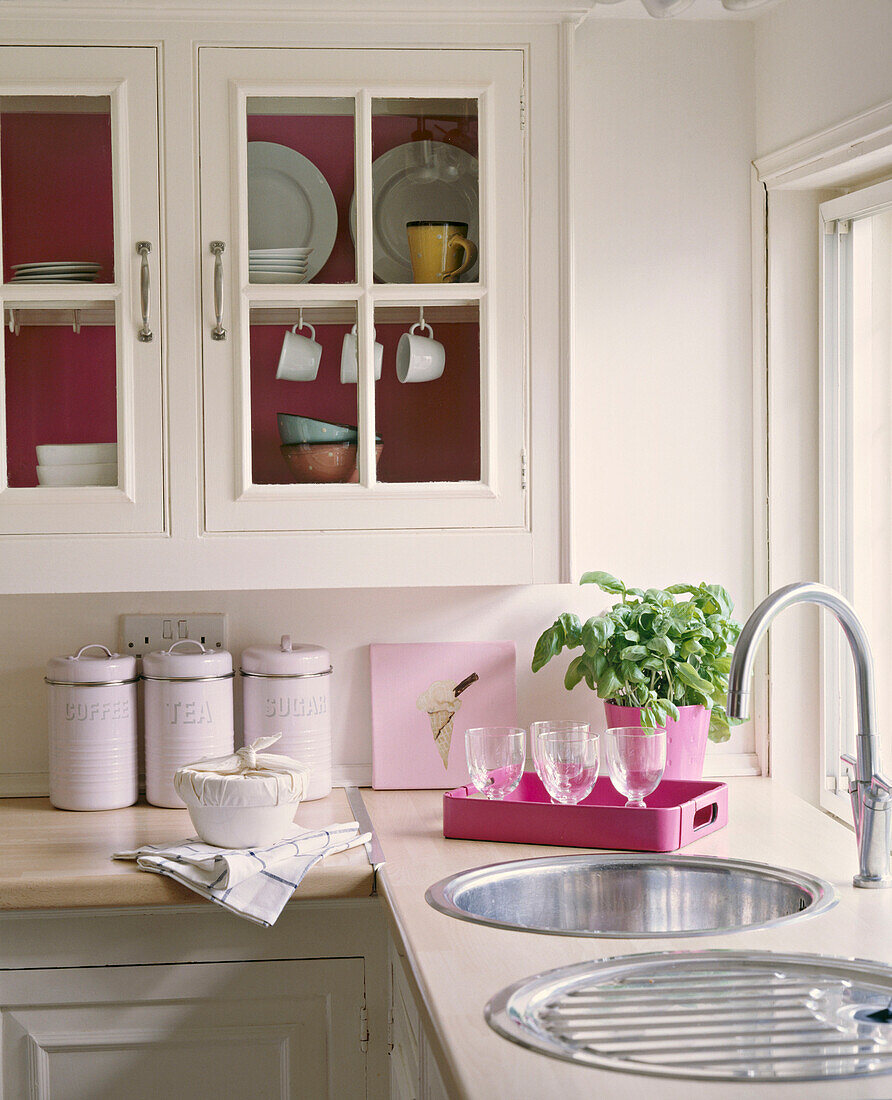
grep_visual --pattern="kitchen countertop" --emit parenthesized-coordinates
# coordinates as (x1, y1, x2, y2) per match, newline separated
(0, 789, 375, 909)
(361, 778, 892, 1100)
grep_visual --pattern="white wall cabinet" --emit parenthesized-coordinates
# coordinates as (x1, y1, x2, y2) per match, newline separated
(0, 13, 568, 592)
(0, 46, 164, 537)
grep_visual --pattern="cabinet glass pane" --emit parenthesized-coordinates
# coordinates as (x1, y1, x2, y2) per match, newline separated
(1, 96, 114, 285)
(250, 303, 373, 485)
(4, 307, 117, 488)
(246, 97, 355, 285)
(371, 98, 479, 286)
(374, 302, 480, 483)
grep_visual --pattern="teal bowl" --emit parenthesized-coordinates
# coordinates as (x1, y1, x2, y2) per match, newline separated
(278, 414, 358, 446)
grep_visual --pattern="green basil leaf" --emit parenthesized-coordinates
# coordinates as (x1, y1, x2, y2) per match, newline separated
(558, 612, 583, 648)
(564, 654, 586, 690)
(620, 644, 648, 662)
(531, 624, 562, 673)
(647, 635, 675, 657)
(579, 571, 625, 594)
(675, 661, 716, 696)
(596, 668, 623, 700)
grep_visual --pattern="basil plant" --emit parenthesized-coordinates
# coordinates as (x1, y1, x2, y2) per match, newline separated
(532, 571, 743, 742)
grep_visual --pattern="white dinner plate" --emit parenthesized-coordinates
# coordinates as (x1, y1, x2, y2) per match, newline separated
(247, 141, 337, 282)
(349, 140, 479, 284)
(249, 263, 309, 272)
(9, 270, 97, 279)
(249, 248, 313, 258)
(249, 271, 308, 284)
(12, 262, 101, 272)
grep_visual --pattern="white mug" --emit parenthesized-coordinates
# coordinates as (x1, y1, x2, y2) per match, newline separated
(340, 325, 383, 384)
(276, 322, 322, 381)
(396, 321, 445, 383)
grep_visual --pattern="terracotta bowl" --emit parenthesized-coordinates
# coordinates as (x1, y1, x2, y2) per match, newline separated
(281, 442, 383, 483)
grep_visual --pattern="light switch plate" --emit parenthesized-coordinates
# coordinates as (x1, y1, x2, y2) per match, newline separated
(120, 614, 226, 658)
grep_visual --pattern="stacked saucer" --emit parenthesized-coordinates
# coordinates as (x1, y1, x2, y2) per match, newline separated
(10, 261, 101, 283)
(249, 247, 312, 284)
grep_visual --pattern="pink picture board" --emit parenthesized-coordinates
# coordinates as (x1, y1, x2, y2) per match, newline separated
(370, 642, 517, 789)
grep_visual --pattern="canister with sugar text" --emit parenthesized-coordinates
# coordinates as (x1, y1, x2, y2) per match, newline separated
(240, 637, 332, 800)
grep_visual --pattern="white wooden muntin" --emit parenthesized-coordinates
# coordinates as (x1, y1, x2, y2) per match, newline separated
(142, 639, 235, 808)
(240, 636, 333, 801)
(45, 644, 138, 811)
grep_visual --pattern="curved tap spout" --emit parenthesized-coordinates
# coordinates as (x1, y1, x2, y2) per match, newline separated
(726, 581, 891, 888)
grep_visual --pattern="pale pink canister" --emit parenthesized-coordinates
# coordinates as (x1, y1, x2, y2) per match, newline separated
(142, 639, 235, 808)
(240, 636, 332, 801)
(45, 644, 138, 811)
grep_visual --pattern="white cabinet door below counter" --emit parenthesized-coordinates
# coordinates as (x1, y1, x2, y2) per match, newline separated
(0, 957, 367, 1099)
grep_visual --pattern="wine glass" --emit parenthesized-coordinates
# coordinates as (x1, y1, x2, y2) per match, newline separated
(531, 721, 600, 805)
(604, 726, 666, 808)
(464, 727, 526, 800)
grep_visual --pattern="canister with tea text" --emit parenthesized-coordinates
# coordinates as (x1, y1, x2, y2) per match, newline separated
(142, 640, 234, 808)
(240, 637, 332, 800)
(46, 644, 138, 811)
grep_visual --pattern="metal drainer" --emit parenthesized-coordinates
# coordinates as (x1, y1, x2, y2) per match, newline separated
(485, 950, 892, 1082)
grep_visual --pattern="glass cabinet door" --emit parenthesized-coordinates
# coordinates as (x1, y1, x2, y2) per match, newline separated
(199, 48, 525, 534)
(0, 47, 163, 534)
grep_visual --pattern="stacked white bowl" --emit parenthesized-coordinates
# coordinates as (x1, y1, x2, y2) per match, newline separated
(36, 443, 117, 487)
(249, 247, 313, 284)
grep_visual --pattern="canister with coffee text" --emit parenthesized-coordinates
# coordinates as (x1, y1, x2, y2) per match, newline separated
(142, 640, 234, 808)
(46, 644, 138, 811)
(240, 637, 332, 800)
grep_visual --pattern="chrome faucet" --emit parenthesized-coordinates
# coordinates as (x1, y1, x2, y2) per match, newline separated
(727, 581, 892, 888)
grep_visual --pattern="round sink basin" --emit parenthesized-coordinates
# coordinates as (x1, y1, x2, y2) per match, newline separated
(425, 853, 837, 937)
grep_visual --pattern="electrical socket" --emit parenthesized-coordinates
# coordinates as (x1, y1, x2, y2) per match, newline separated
(120, 614, 227, 658)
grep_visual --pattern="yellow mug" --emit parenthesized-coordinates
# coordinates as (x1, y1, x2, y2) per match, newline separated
(406, 221, 478, 284)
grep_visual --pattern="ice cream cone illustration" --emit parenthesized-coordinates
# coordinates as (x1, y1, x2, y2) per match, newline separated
(416, 672, 479, 768)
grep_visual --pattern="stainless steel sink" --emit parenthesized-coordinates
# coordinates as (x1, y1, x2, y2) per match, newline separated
(486, 950, 892, 1082)
(425, 853, 837, 937)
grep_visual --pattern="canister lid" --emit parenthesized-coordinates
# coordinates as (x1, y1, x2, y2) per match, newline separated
(240, 635, 332, 677)
(142, 639, 233, 680)
(45, 643, 137, 685)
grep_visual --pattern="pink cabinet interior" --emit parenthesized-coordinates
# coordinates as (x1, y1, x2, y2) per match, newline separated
(1, 108, 116, 488)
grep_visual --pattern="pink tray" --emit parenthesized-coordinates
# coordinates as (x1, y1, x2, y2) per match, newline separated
(443, 773, 727, 852)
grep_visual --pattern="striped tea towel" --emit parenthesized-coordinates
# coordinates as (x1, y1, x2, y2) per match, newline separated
(113, 821, 371, 927)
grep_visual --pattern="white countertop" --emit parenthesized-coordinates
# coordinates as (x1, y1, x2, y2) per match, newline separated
(361, 778, 892, 1100)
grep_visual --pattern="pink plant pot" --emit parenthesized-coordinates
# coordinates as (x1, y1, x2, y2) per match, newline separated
(603, 702, 711, 781)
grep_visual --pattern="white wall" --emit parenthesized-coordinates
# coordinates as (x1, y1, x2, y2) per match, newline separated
(755, 0, 892, 157)
(754, 0, 892, 805)
(0, 16, 759, 791)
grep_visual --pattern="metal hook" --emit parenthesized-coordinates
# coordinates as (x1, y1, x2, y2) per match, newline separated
(298, 307, 304, 332)
(72, 309, 81, 335)
(7, 309, 19, 336)
(419, 305, 425, 329)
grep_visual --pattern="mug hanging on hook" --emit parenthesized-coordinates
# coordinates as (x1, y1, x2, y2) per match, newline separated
(276, 308, 322, 382)
(396, 307, 445, 383)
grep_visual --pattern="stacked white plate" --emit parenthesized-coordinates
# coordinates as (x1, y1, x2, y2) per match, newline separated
(36, 442, 117, 487)
(10, 261, 101, 283)
(249, 247, 313, 284)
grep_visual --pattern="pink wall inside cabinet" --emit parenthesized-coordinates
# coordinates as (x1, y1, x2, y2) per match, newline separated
(1, 112, 115, 282)
(4, 324, 117, 488)
(2, 112, 117, 487)
(247, 111, 481, 486)
(251, 320, 480, 485)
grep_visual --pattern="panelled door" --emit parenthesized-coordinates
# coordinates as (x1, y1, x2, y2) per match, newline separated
(199, 47, 526, 533)
(0, 46, 163, 534)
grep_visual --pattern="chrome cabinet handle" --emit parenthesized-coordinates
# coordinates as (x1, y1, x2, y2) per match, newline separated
(136, 241, 153, 342)
(210, 241, 227, 341)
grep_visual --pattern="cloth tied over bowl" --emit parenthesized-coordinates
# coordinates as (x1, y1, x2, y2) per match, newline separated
(174, 734, 309, 807)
